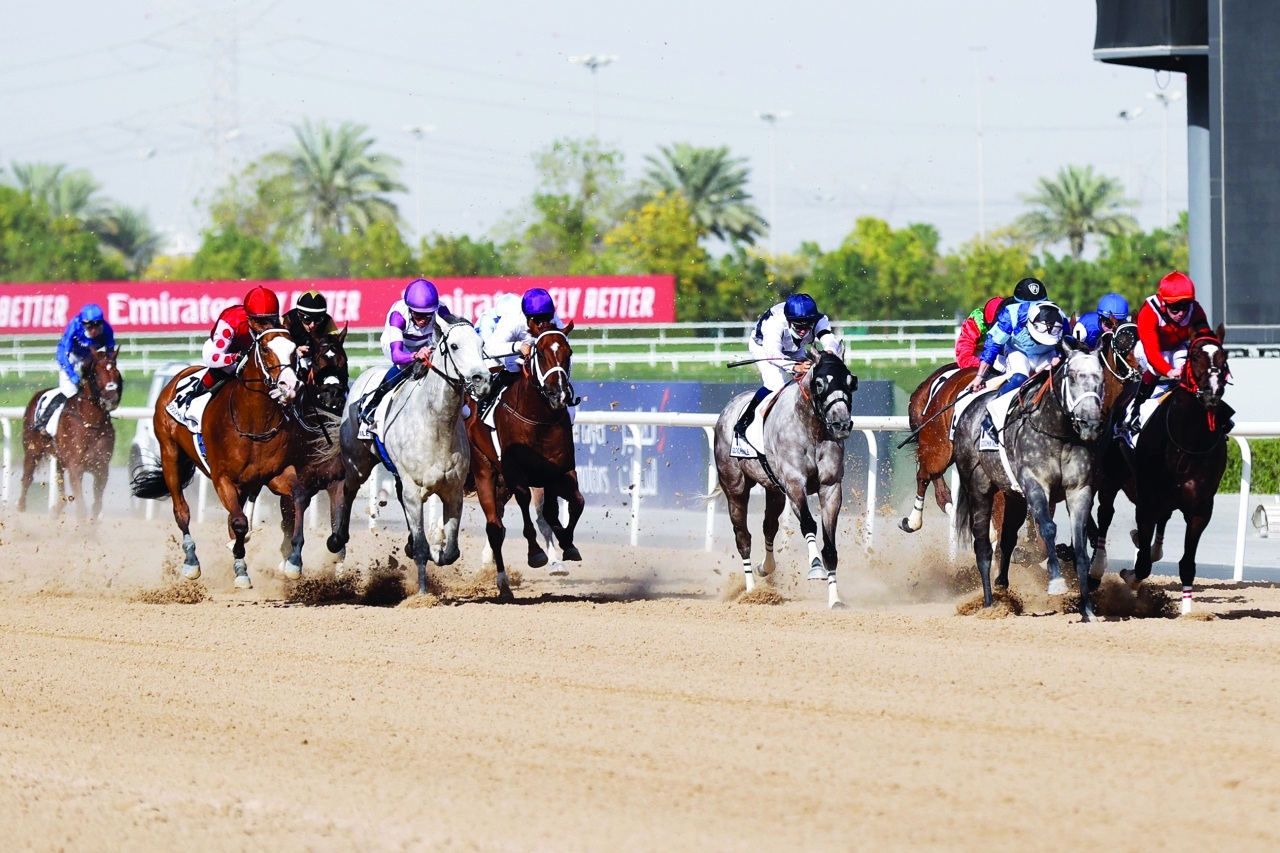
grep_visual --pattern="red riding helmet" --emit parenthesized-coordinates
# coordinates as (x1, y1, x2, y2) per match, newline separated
(1157, 271, 1195, 305)
(244, 286, 280, 319)
(982, 296, 1004, 326)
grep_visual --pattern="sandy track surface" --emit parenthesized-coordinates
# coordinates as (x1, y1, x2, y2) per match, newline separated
(2, 513, 1280, 851)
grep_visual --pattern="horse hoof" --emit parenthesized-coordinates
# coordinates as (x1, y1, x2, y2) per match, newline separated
(326, 534, 345, 554)
(527, 551, 549, 569)
(807, 566, 829, 581)
(1047, 578, 1068, 596)
(898, 518, 918, 534)
(548, 562, 569, 576)
(283, 560, 302, 581)
(1119, 569, 1140, 591)
(829, 599, 848, 610)
(562, 546, 582, 562)
(182, 564, 201, 581)
(234, 574, 252, 590)
(497, 587, 516, 603)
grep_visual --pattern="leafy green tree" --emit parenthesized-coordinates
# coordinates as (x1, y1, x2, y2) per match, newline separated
(807, 218, 947, 320)
(207, 159, 302, 252)
(188, 227, 283, 280)
(941, 239, 1034, 313)
(266, 120, 406, 239)
(0, 186, 125, 281)
(1017, 165, 1138, 260)
(7, 162, 110, 227)
(640, 143, 766, 244)
(417, 234, 517, 277)
(602, 191, 709, 319)
(295, 220, 416, 278)
(515, 138, 624, 274)
(97, 205, 161, 277)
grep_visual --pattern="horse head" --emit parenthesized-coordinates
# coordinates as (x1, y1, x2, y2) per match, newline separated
(1184, 326, 1229, 409)
(250, 329, 301, 404)
(528, 326, 578, 412)
(88, 347, 123, 412)
(305, 326, 350, 413)
(1058, 340, 1106, 441)
(1097, 322, 1142, 414)
(433, 313, 492, 401)
(807, 349, 856, 441)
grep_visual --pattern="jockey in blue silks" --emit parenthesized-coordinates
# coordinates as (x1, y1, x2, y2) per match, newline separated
(35, 304, 116, 432)
(1072, 292, 1130, 348)
(967, 277, 1066, 442)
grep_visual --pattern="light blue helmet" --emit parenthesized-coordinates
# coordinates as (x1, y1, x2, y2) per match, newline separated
(1096, 292, 1130, 322)
(79, 304, 105, 324)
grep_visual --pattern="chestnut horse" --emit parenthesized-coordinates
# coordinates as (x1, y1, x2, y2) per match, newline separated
(130, 329, 317, 589)
(465, 327, 585, 600)
(900, 363, 976, 533)
(19, 347, 122, 518)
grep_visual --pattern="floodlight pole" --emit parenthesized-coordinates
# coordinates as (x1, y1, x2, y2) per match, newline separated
(1118, 107, 1145, 197)
(570, 55, 619, 137)
(405, 125, 435, 237)
(757, 111, 790, 256)
(1148, 90, 1182, 228)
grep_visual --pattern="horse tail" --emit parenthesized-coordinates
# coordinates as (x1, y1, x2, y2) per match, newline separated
(307, 410, 345, 464)
(130, 454, 194, 500)
(695, 483, 724, 508)
(952, 473, 974, 549)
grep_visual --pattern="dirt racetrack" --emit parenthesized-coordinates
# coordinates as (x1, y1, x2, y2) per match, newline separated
(2, 511, 1279, 851)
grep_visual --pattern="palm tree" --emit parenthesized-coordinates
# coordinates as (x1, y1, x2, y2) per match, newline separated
(641, 143, 767, 244)
(8, 161, 111, 227)
(97, 205, 162, 276)
(1016, 165, 1138, 260)
(267, 120, 406, 238)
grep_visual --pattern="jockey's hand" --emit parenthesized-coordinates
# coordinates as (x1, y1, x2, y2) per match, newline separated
(791, 360, 812, 379)
(519, 342, 533, 359)
(1165, 367, 1182, 381)
(967, 376, 985, 394)
(412, 347, 432, 364)
(1048, 356, 1062, 370)
(296, 345, 310, 358)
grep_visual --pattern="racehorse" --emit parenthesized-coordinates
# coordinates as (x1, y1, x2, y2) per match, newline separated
(130, 329, 315, 589)
(901, 363, 977, 533)
(19, 347, 122, 518)
(1091, 330, 1230, 614)
(952, 345, 1106, 621)
(329, 314, 490, 595)
(286, 328, 350, 560)
(465, 326, 585, 600)
(713, 350, 856, 609)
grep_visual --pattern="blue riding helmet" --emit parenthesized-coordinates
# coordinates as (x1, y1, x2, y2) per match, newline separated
(1096, 292, 1130, 322)
(79, 303, 105, 323)
(521, 288, 554, 318)
(784, 293, 820, 324)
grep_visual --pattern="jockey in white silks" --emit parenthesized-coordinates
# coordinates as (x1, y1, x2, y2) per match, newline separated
(475, 287, 573, 422)
(735, 293, 842, 438)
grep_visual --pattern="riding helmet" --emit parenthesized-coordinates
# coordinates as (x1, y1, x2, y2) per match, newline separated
(296, 290, 328, 315)
(521, 288, 555, 318)
(79, 303, 105, 324)
(1027, 302, 1065, 346)
(404, 279, 440, 314)
(783, 293, 820, 324)
(1096, 292, 1130, 321)
(1157, 271, 1195, 305)
(244, 286, 280, 319)
(982, 296, 1004, 326)
(1013, 277, 1047, 303)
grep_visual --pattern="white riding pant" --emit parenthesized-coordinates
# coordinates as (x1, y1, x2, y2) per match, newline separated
(1132, 342, 1187, 377)
(57, 368, 80, 397)
(1003, 349, 1054, 380)
(748, 340, 796, 392)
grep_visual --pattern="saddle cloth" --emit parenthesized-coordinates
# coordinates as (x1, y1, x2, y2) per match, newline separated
(481, 380, 517, 430)
(355, 367, 402, 442)
(1119, 384, 1174, 449)
(730, 388, 782, 459)
(164, 370, 213, 434)
(33, 389, 66, 437)
(925, 368, 962, 407)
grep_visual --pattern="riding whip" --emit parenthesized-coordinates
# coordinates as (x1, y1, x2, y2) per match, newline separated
(895, 390, 977, 449)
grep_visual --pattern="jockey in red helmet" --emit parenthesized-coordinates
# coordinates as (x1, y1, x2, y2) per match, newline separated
(1126, 270, 1213, 432)
(955, 296, 1008, 370)
(176, 286, 281, 406)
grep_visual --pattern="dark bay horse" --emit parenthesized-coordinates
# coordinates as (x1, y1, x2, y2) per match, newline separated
(130, 330, 319, 589)
(288, 327, 350, 558)
(713, 351, 856, 608)
(19, 347, 122, 518)
(1092, 330, 1231, 615)
(953, 346, 1106, 621)
(465, 327, 585, 600)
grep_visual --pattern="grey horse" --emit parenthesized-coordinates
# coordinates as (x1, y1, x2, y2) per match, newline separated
(713, 351, 856, 609)
(327, 314, 491, 594)
(952, 345, 1105, 621)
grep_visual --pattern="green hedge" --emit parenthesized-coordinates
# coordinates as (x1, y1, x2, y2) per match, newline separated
(1223, 438, 1280, 494)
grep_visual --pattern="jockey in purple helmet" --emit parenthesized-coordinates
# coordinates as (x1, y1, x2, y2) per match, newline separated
(358, 278, 446, 426)
(474, 287, 566, 419)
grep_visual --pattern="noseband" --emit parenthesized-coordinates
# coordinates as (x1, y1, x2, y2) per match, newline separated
(801, 361, 852, 437)
(1179, 334, 1229, 432)
(527, 329, 580, 406)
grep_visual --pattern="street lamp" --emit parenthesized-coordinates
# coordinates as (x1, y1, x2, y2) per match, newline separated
(1146, 90, 1182, 228)
(1117, 107, 1145, 197)
(404, 124, 435, 237)
(569, 54, 619, 136)
(757, 110, 791, 256)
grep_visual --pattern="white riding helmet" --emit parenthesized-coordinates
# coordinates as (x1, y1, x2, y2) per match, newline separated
(1027, 302, 1065, 346)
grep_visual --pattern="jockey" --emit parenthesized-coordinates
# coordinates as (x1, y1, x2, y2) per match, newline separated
(282, 290, 339, 362)
(1072, 292, 1131, 348)
(35, 304, 116, 432)
(1127, 270, 1213, 432)
(357, 278, 443, 427)
(475, 288, 566, 418)
(968, 278, 1064, 441)
(956, 296, 1008, 370)
(177, 286, 282, 407)
(735, 293, 841, 439)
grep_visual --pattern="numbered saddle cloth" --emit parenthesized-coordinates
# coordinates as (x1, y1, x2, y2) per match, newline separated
(354, 367, 404, 442)
(33, 389, 67, 437)
(730, 388, 783, 459)
(164, 370, 213, 434)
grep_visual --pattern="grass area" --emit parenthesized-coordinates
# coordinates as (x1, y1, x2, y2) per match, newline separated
(572, 360, 941, 394)
(0, 371, 152, 467)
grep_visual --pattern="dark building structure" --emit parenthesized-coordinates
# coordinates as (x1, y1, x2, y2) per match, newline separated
(1095, 1, 1280, 344)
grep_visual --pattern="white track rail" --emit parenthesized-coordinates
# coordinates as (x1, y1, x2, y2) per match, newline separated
(2, 406, 1277, 581)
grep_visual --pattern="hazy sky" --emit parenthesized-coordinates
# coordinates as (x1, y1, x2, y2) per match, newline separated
(0, 0, 1190, 256)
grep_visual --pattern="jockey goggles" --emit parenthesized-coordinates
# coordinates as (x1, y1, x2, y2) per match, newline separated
(789, 321, 814, 338)
(409, 308, 436, 325)
(1166, 299, 1193, 316)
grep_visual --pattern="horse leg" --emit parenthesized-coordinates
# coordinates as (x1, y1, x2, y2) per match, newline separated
(400, 488, 435, 596)
(760, 487, 785, 577)
(213, 476, 252, 589)
(1177, 506, 1213, 616)
(899, 464, 930, 533)
(17, 436, 40, 513)
(1152, 519, 1166, 564)
(967, 486, 997, 609)
(326, 478, 350, 570)
(818, 481, 844, 609)
(90, 455, 109, 521)
(783, 483, 826, 582)
(1123, 505, 1160, 591)
(535, 487, 568, 576)
(436, 487, 463, 567)
(477, 472, 508, 583)
(270, 471, 305, 581)
(996, 492, 1026, 589)
(556, 471, 584, 562)
(1093, 480, 1119, 580)
(512, 484, 548, 569)
(1067, 486, 1097, 622)
(1025, 483, 1065, 596)
(161, 442, 201, 581)
(726, 480, 756, 592)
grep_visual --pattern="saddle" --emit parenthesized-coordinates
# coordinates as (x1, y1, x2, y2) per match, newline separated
(730, 389, 783, 459)
(33, 390, 68, 437)
(355, 367, 408, 442)
(164, 370, 214, 434)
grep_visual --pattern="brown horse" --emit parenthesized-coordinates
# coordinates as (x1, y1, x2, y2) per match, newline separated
(19, 347, 122, 518)
(465, 327, 585, 599)
(286, 327, 349, 557)
(130, 329, 315, 589)
(900, 362, 976, 533)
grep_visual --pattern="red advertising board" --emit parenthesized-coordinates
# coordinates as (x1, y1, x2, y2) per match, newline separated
(0, 276, 676, 335)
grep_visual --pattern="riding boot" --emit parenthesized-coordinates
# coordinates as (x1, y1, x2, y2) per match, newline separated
(478, 370, 516, 421)
(33, 393, 67, 433)
(1128, 380, 1156, 433)
(734, 387, 770, 438)
(358, 367, 404, 426)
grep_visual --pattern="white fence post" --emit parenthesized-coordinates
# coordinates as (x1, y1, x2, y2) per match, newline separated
(1, 418, 10, 506)
(197, 472, 209, 524)
(702, 425, 716, 551)
(367, 468, 380, 530)
(862, 429, 878, 553)
(47, 457, 59, 510)
(1233, 435, 1252, 583)
(628, 425, 642, 548)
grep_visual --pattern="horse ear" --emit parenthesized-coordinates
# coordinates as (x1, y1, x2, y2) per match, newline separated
(562, 319, 575, 335)
(338, 323, 349, 345)
(1215, 322, 1226, 342)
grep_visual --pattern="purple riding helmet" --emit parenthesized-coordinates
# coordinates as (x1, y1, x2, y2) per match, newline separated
(521, 288, 554, 318)
(404, 279, 439, 315)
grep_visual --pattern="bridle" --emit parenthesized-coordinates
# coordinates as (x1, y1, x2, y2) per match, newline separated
(1099, 324, 1141, 384)
(1178, 333, 1229, 432)
(228, 328, 295, 441)
(797, 355, 853, 439)
(419, 315, 486, 398)
(1017, 353, 1103, 441)
(526, 329, 581, 407)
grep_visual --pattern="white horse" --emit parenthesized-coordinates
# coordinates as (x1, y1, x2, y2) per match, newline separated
(329, 314, 491, 594)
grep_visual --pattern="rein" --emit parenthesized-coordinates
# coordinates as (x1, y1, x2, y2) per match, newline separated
(227, 331, 292, 441)
(1179, 333, 1228, 433)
